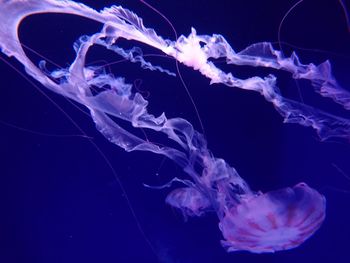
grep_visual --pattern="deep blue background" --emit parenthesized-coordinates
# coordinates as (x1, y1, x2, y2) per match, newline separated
(1, 0, 350, 262)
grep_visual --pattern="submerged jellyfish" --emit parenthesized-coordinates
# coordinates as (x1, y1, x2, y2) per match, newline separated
(0, 0, 347, 254)
(219, 183, 325, 252)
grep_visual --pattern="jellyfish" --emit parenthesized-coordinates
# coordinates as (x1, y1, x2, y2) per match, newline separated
(0, 0, 348, 254)
(219, 183, 325, 253)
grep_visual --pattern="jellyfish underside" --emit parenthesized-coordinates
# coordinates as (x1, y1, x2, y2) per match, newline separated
(1, 0, 349, 253)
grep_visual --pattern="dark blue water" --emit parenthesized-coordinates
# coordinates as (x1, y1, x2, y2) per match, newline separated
(1, 0, 350, 262)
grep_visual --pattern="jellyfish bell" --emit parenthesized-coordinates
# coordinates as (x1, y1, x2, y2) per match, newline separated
(219, 183, 326, 253)
(165, 187, 212, 218)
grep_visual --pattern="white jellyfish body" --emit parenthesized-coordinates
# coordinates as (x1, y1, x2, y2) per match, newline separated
(219, 183, 326, 253)
(166, 187, 212, 218)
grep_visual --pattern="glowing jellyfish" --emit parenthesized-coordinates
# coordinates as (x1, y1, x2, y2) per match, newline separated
(219, 183, 325, 253)
(0, 0, 348, 254)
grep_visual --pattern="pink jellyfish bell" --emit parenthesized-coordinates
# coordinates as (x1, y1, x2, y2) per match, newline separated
(219, 183, 326, 253)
